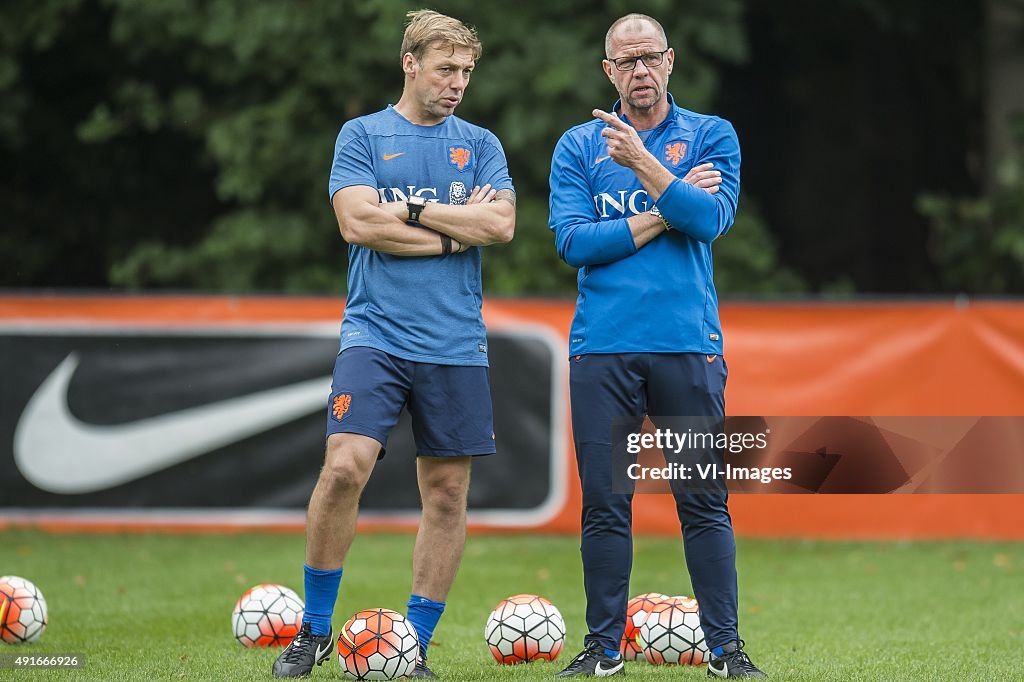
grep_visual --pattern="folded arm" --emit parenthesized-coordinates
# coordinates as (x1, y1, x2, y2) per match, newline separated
(548, 134, 632, 268)
(549, 131, 690, 268)
(332, 185, 445, 257)
(414, 186, 516, 246)
(649, 121, 740, 243)
(595, 110, 739, 244)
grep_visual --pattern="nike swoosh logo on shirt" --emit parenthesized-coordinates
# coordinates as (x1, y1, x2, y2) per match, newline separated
(595, 660, 624, 676)
(383, 152, 405, 160)
(13, 354, 330, 494)
(594, 155, 611, 165)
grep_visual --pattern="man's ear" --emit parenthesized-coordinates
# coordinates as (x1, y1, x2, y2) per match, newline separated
(602, 59, 615, 83)
(402, 52, 417, 77)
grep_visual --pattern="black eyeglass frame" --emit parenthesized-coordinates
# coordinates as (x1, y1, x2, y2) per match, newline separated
(607, 49, 669, 72)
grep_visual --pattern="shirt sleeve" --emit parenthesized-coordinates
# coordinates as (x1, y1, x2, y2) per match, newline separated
(548, 130, 637, 268)
(328, 119, 376, 203)
(474, 131, 515, 194)
(654, 118, 741, 243)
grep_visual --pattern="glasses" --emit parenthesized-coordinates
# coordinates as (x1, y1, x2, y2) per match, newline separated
(609, 49, 669, 71)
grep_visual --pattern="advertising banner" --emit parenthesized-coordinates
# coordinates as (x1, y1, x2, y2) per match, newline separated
(0, 317, 565, 527)
(2, 296, 1023, 538)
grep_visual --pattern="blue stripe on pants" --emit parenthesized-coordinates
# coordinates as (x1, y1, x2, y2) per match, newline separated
(569, 353, 739, 651)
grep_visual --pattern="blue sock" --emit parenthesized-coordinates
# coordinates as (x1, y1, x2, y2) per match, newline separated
(712, 645, 725, 657)
(302, 564, 342, 636)
(406, 594, 445, 659)
(603, 647, 621, 660)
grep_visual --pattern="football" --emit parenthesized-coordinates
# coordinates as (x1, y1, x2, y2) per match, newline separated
(231, 583, 304, 647)
(484, 594, 565, 664)
(0, 575, 47, 644)
(621, 592, 669, 660)
(638, 597, 708, 665)
(336, 608, 419, 681)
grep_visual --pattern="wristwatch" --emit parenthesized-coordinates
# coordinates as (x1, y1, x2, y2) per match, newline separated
(650, 203, 672, 231)
(407, 195, 427, 223)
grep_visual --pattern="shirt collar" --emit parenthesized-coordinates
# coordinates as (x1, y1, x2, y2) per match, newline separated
(387, 103, 450, 129)
(611, 92, 677, 133)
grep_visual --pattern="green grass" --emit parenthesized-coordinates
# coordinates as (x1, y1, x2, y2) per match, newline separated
(1, 530, 1022, 680)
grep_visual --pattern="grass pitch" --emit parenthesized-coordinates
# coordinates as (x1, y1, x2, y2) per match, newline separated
(1, 530, 1022, 680)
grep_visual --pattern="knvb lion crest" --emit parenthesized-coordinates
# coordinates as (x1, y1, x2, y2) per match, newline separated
(331, 393, 352, 421)
(449, 181, 468, 205)
(664, 141, 687, 166)
(448, 146, 473, 172)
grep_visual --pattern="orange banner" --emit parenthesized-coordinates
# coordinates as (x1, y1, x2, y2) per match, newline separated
(2, 296, 1022, 539)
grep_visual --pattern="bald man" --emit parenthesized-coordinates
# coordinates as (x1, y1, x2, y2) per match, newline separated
(548, 14, 765, 679)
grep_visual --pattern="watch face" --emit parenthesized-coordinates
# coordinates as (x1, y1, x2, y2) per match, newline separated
(650, 204, 662, 217)
(409, 196, 426, 207)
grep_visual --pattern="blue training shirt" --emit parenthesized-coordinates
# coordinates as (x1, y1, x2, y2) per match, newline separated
(548, 94, 740, 356)
(329, 105, 514, 366)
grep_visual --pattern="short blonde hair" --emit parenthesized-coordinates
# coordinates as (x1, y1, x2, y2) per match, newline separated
(400, 9, 482, 63)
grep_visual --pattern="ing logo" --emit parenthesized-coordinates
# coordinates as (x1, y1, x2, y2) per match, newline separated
(332, 393, 352, 421)
(664, 142, 687, 166)
(448, 146, 473, 171)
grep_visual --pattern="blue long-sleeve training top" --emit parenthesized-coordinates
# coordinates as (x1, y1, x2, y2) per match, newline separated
(548, 93, 741, 356)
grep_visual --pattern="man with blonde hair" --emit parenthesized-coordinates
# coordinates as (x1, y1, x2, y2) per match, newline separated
(549, 13, 765, 679)
(273, 9, 515, 678)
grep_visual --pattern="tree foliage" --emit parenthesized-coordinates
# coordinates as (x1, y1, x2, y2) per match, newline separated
(917, 114, 1024, 294)
(3, 0, 799, 294)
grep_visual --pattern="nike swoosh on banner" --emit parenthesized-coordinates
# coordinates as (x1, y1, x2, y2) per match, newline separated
(595, 660, 624, 677)
(13, 354, 330, 495)
(383, 152, 405, 160)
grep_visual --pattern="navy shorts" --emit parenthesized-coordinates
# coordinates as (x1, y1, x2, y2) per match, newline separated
(325, 346, 496, 458)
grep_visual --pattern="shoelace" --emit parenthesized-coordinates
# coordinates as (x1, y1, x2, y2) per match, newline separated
(564, 643, 604, 670)
(281, 627, 314, 662)
(720, 640, 757, 672)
